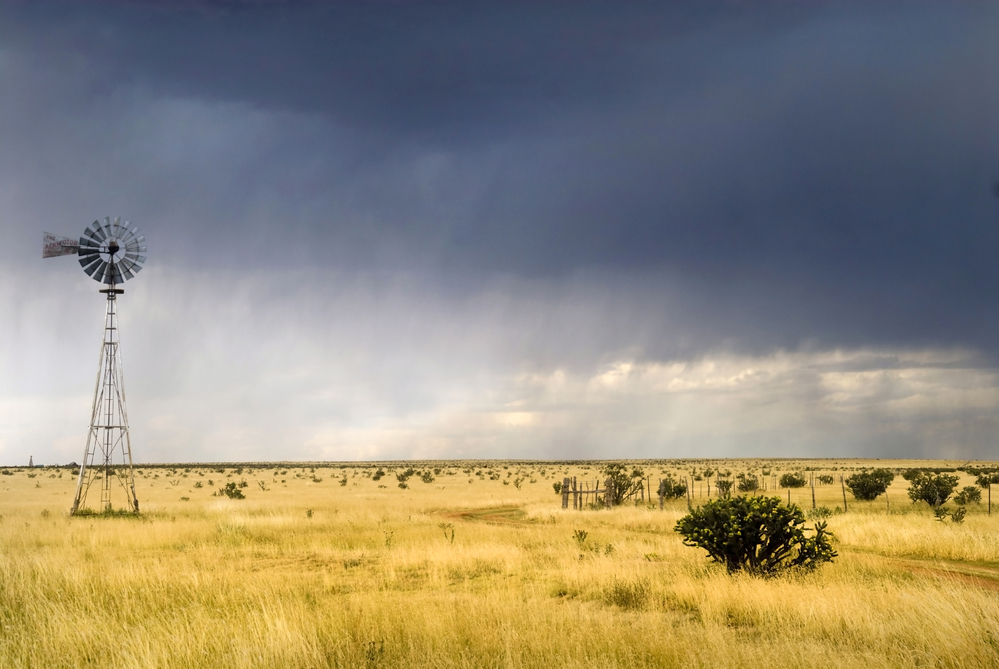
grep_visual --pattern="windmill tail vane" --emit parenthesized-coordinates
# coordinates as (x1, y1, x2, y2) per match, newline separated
(43, 217, 148, 516)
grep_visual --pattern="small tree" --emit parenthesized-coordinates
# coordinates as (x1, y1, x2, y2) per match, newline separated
(845, 469, 894, 501)
(715, 479, 734, 498)
(658, 475, 687, 500)
(906, 472, 960, 508)
(976, 473, 999, 488)
(779, 472, 807, 488)
(954, 486, 982, 505)
(736, 475, 759, 493)
(602, 463, 645, 505)
(215, 482, 245, 499)
(674, 496, 836, 576)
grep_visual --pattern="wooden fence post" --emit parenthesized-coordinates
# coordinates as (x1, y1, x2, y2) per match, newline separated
(810, 472, 816, 509)
(561, 477, 570, 509)
(840, 475, 848, 512)
(658, 479, 665, 510)
(604, 477, 615, 508)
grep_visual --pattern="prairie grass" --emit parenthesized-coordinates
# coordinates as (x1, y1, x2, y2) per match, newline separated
(0, 458, 997, 668)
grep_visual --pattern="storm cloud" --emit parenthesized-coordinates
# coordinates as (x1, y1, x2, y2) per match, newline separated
(2, 1, 999, 464)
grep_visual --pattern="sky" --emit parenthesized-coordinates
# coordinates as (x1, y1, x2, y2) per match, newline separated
(2, 0, 999, 465)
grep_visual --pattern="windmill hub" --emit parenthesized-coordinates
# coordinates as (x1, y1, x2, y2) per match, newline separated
(107, 240, 120, 254)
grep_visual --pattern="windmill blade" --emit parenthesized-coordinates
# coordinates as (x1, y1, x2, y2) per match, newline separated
(83, 258, 106, 278)
(118, 228, 138, 246)
(42, 232, 80, 258)
(123, 260, 144, 276)
(99, 261, 117, 285)
(79, 253, 102, 272)
(89, 221, 108, 242)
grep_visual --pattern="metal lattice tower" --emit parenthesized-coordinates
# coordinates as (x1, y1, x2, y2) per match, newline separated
(43, 217, 147, 515)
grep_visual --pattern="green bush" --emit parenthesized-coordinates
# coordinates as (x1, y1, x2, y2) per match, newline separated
(736, 475, 759, 493)
(906, 472, 960, 508)
(602, 463, 645, 505)
(715, 479, 734, 498)
(779, 472, 807, 488)
(845, 469, 894, 501)
(215, 482, 245, 500)
(674, 496, 836, 576)
(975, 473, 999, 488)
(553, 481, 562, 495)
(817, 475, 834, 485)
(658, 475, 687, 500)
(954, 486, 982, 505)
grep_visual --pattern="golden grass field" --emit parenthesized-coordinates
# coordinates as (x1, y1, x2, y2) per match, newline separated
(1, 458, 998, 668)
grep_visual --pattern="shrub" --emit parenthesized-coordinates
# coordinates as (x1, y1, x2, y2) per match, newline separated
(845, 469, 894, 501)
(951, 506, 967, 524)
(715, 479, 734, 498)
(954, 486, 982, 505)
(907, 472, 960, 507)
(553, 482, 563, 495)
(602, 463, 645, 505)
(807, 506, 839, 520)
(779, 473, 807, 488)
(658, 475, 688, 499)
(372, 468, 385, 481)
(215, 482, 245, 499)
(817, 475, 834, 485)
(976, 473, 999, 488)
(736, 476, 759, 493)
(674, 495, 836, 576)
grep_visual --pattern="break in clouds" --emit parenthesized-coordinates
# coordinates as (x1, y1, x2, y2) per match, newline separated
(2, 1, 999, 464)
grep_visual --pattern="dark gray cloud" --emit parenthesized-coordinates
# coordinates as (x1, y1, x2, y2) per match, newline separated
(3, 3, 996, 352)
(4, 1, 999, 462)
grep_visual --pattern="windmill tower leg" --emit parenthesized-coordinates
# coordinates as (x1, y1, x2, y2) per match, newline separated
(70, 285, 139, 515)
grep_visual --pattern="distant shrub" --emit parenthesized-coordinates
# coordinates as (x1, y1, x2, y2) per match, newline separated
(817, 475, 834, 485)
(658, 475, 687, 500)
(807, 506, 840, 520)
(420, 471, 435, 484)
(215, 482, 245, 500)
(736, 476, 759, 493)
(779, 473, 807, 488)
(372, 469, 385, 481)
(950, 506, 967, 524)
(845, 469, 894, 501)
(907, 472, 960, 508)
(715, 479, 734, 498)
(553, 482, 563, 495)
(602, 463, 645, 505)
(954, 486, 982, 505)
(675, 496, 836, 576)
(976, 473, 999, 488)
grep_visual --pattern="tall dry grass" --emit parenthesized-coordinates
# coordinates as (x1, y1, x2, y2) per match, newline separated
(0, 459, 997, 668)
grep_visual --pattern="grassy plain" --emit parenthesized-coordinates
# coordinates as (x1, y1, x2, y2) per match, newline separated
(1, 458, 998, 668)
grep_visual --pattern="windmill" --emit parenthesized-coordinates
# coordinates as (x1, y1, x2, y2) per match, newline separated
(43, 218, 147, 515)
